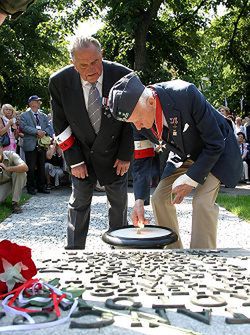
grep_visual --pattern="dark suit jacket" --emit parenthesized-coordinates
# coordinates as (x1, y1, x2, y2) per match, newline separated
(49, 61, 134, 185)
(133, 80, 243, 200)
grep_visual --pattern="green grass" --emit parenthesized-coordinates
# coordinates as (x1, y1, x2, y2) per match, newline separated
(216, 194, 250, 223)
(1, 193, 249, 224)
(0, 194, 31, 222)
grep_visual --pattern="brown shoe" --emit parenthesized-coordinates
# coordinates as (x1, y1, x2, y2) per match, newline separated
(12, 202, 22, 214)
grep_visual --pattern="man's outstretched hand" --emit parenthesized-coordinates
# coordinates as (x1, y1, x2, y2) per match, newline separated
(131, 199, 149, 227)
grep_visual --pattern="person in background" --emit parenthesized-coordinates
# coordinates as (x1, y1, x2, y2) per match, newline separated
(45, 140, 68, 189)
(0, 0, 35, 25)
(218, 105, 235, 130)
(0, 141, 28, 213)
(20, 95, 53, 195)
(47, 113, 54, 132)
(0, 104, 18, 152)
(109, 73, 242, 249)
(234, 116, 246, 137)
(237, 132, 250, 184)
(243, 116, 250, 143)
(49, 35, 134, 249)
(15, 111, 25, 161)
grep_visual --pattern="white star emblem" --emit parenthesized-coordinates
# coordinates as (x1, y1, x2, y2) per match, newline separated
(156, 140, 167, 152)
(0, 258, 28, 292)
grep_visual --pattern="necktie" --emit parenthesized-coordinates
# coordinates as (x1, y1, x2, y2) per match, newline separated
(88, 83, 101, 133)
(34, 113, 40, 125)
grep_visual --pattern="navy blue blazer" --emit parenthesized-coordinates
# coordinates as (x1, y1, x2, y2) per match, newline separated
(133, 80, 242, 200)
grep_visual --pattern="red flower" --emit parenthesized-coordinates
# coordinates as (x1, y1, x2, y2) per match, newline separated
(0, 240, 37, 294)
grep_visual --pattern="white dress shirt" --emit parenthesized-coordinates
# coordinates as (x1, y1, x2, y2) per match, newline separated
(81, 73, 103, 106)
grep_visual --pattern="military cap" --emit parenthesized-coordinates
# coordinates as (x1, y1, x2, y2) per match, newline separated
(108, 72, 145, 121)
(0, 0, 35, 20)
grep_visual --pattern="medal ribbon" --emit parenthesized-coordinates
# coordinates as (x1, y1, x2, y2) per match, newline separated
(0, 278, 77, 331)
(150, 90, 163, 144)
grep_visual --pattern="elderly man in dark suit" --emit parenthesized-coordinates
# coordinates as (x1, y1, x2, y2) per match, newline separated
(20, 95, 53, 195)
(109, 73, 242, 249)
(49, 35, 133, 250)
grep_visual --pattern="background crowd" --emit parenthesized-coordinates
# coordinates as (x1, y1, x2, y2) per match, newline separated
(0, 96, 71, 213)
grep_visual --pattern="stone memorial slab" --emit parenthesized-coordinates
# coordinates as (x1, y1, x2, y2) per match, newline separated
(0, 248, 249, 335)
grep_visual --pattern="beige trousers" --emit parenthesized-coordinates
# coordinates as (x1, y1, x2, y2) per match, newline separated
(0, 172, 27, 203)
(151, 161, 220, 249)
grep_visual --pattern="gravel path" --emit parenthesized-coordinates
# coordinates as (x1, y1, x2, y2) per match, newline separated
(0, 186, 249, 260)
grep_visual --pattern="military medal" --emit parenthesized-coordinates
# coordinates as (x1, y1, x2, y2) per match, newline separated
(150, 90, 167, 152)
(170, 117, 178, 136)
(157, 140, 166, 152)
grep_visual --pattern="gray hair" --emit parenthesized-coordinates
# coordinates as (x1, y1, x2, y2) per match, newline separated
(69, 35, 102, 60)
(138, 87, 153, 107)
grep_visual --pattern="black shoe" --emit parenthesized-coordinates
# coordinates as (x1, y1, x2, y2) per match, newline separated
(64, 245, 85, 250)
(37, 188, 50, 194)
(27, 189, 37, 195)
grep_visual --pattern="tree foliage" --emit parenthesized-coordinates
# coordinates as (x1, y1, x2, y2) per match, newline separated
(0, 0, 95, 110)
(0, 0, 249, 115)
(95, 0, 249, 113)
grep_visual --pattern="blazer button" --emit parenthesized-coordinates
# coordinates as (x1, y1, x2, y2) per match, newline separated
(105, 150, 109, 153)
(111, 136, 115, 139)
(90, 150, 94, 154)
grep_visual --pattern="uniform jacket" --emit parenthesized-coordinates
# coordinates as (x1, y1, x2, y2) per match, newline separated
(49, 61, 134, 185)
(133, 80, 243, 200)
(20, 109, 53, 152)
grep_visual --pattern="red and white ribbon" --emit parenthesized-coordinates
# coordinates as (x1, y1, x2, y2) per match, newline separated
(0, 278, 78, 332)
(55, 126, 75, 151)
(134, 140, 155, 159)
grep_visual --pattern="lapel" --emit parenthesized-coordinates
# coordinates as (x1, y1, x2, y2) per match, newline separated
(28, 109, 37, 127)
(98, 63, 113, 134)
(102, 62, 110, 99)
(67, 69, 96, 140)
(154, 85, 185, 153)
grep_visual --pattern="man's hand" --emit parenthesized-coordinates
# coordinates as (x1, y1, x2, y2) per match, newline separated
(113, 159, 130, 176)
(0, 162, 27, 173)
(37, 130, 46, 138)
(171, 184, 193, 204)
(131, 199, 149, 227)
(71, 163, 88, 179)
